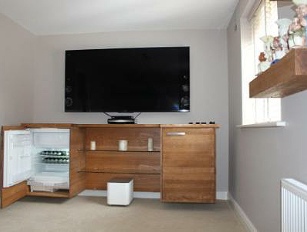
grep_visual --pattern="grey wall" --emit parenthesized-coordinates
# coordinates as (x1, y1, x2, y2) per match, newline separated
(227, 2, 243, 200)
(0, 12, 230, 195)
(0, 13, 36, 126)
(33, 30, 229, 195)
(278, 1, 295, 19)
(228, 0, 307, 231)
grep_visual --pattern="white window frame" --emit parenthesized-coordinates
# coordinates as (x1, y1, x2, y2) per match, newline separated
(241, 0, 282, 126)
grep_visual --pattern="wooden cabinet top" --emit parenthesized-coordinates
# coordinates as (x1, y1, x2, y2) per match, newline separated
(249, 48, 307, 98)
(160, 124, 219, 128)
(16, 123, 219, 129)
(77, 124, 160, 128)
(20, 123, 74, 128)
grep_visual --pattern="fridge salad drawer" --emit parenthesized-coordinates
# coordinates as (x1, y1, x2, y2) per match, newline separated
(27, 173, 69, 192)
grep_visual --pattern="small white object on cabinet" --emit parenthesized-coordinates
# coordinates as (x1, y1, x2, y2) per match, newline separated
(147, 138, 153, 151)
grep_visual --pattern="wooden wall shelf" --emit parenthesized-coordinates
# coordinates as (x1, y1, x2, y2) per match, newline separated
(249, 48, 307, 98)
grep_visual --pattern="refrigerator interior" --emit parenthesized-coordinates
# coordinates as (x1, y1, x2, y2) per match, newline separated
(28, 128, 70, 192)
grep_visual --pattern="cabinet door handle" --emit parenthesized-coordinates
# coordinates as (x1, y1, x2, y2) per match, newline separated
(166, 132, 186, 136)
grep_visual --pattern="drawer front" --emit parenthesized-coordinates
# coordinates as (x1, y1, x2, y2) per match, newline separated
(161, 128, 216, 203)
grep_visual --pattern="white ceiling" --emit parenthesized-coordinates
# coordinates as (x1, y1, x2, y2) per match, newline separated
(0, 0, 239, 35)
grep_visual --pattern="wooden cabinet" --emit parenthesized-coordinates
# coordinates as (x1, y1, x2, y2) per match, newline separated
(161, 125, 218, 203)
(0, 124, 86, 208)
(79, 124, 161, 192)
(1, 123, 218, 207)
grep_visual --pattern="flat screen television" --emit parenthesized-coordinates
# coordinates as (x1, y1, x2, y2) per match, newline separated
(65, 47, 190, 113)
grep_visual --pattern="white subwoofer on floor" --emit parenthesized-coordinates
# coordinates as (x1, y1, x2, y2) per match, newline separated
(107, 178, 134, 206)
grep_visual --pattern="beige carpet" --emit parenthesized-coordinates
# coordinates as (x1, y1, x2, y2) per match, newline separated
(0, 196, 247, 232)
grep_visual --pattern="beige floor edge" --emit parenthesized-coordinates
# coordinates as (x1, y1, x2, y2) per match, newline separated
(0, 196, 247, 232)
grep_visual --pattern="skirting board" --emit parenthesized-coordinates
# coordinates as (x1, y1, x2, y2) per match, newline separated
(228, 194, 258, 232)
(217, 191, 228, 200)
(79, 190, 160, 199)
(79, 190, 228, 200)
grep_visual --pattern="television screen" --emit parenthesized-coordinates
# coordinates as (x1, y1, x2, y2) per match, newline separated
(65, 47, 190, 112)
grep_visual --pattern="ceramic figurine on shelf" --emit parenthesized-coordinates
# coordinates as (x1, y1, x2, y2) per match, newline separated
(260, 35, 274, 63)
(271, 36, 284, 61)
(276, 18, 292, 54)
(288, 18, 305, 47)
(293, 0, 307, 26)
(257, 52, 271, 73)
(289, 0, 307, 47)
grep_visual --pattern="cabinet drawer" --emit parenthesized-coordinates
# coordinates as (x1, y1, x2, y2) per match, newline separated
(162, 128, 215, 151)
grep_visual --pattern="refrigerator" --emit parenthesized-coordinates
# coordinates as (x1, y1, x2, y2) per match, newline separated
(3, 128, 70, 192)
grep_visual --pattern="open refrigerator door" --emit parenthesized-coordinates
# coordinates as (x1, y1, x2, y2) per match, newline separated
(3, 130, 32, 187)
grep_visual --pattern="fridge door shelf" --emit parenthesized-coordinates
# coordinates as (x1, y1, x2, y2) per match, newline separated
(3, 130, 32, 187)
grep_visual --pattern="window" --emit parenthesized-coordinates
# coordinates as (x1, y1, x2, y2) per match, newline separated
(242, 0, 281, 125)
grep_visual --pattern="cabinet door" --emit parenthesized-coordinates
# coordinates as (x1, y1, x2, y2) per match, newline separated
(69, 127, 86, 197)
(1, 126, 29, 208)
(162, 127, 216, 203)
